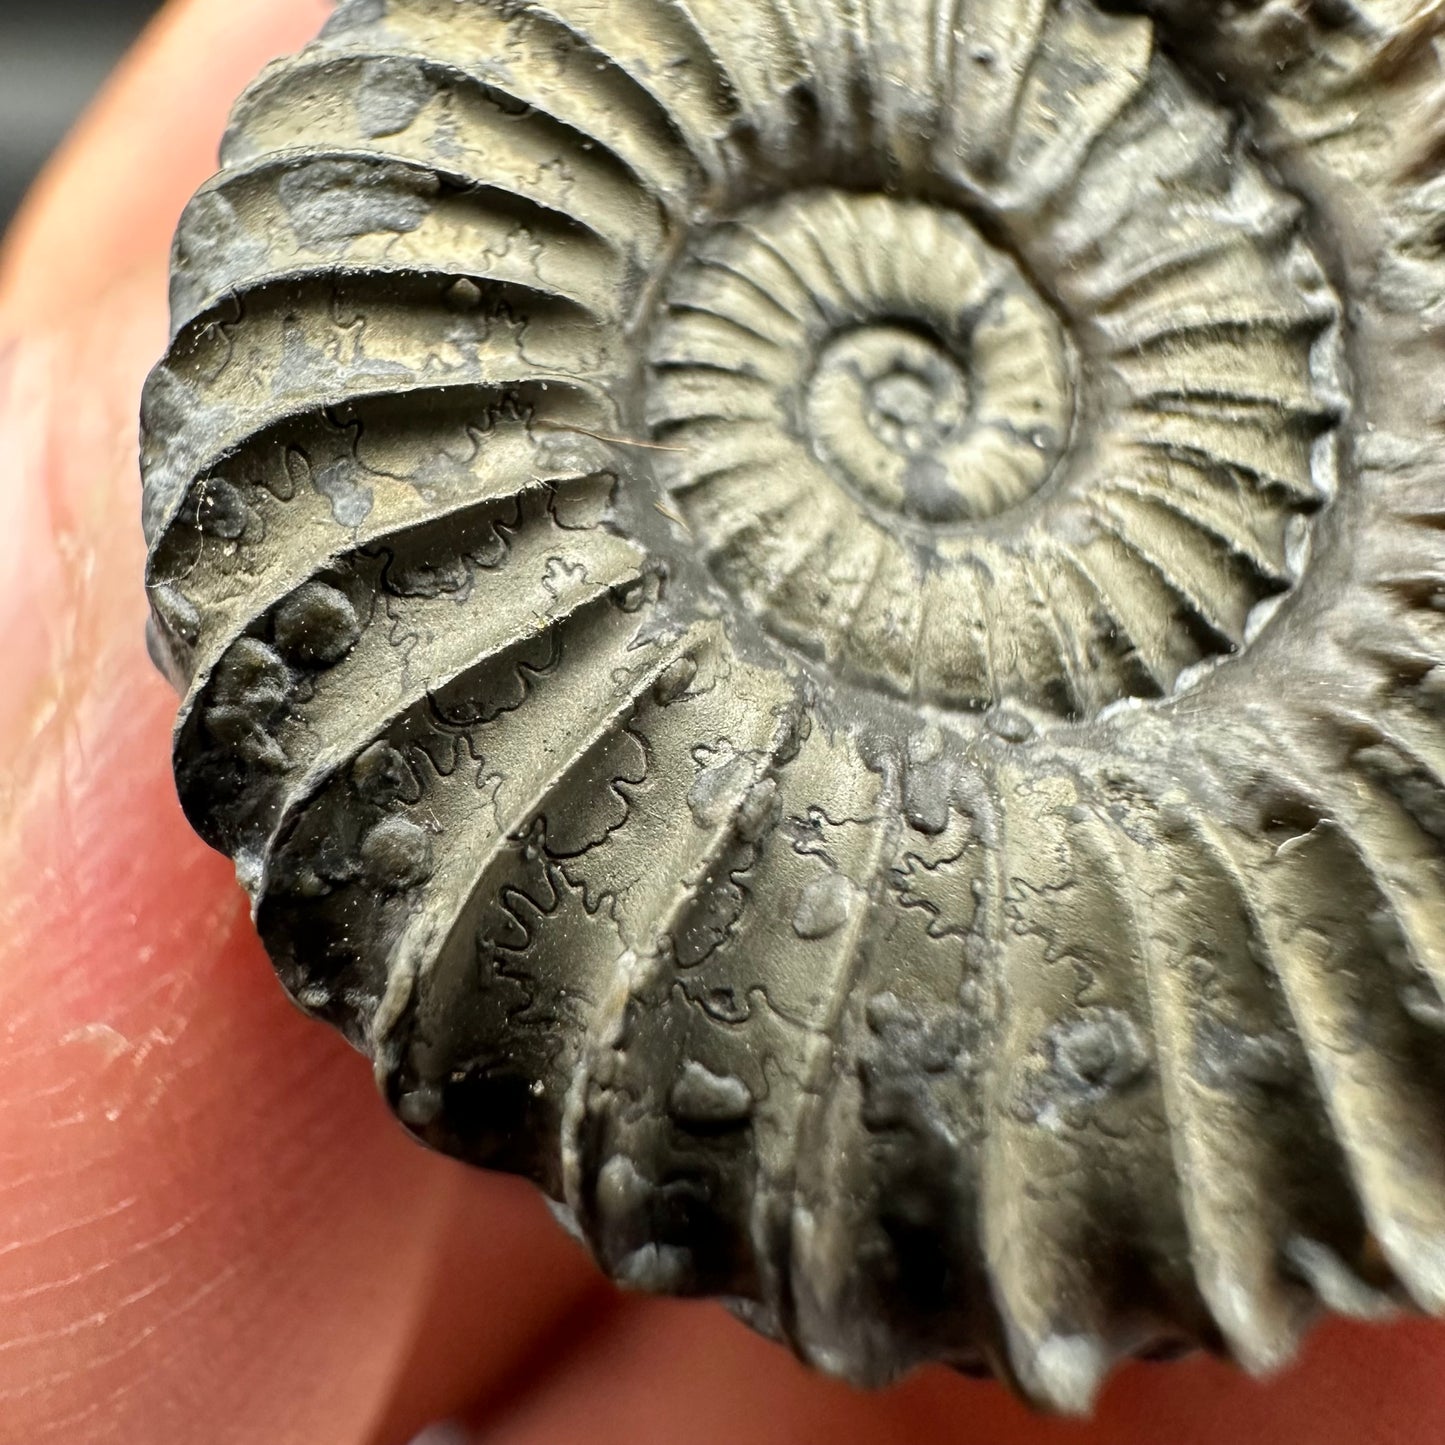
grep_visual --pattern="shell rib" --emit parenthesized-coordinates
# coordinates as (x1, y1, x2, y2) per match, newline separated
(143, 0, 1445, 1410)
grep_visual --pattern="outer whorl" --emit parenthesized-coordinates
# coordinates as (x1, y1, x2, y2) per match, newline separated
(143, 0, 1445, 1410)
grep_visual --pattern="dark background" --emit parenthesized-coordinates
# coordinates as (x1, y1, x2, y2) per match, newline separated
(1, 0, 166, 231)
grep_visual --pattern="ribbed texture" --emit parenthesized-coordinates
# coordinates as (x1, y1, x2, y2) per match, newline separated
(143, 0, 1445, 1410)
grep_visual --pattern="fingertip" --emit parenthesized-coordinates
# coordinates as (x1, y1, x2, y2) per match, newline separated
(0, 460, 442, 1442)
(463, 1293, 1445, 1445)
(371, 1174, 610, 1445)
(0, 270, 592, 1445)
(0, 5, 627, 1440)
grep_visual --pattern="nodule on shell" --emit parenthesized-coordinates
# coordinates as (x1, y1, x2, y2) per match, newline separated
(143, 0, 1445, 1411)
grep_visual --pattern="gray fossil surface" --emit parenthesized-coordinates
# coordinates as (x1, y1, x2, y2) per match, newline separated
(142, 0, 1445, 1410)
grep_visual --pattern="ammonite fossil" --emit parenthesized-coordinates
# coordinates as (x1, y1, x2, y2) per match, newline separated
(142, 0, 1445, 1410)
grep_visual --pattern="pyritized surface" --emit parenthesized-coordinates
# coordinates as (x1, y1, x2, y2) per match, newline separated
(143, 0, 1445, 1411)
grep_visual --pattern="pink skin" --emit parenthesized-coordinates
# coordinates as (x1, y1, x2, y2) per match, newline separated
(1, 4, 1442, 1441)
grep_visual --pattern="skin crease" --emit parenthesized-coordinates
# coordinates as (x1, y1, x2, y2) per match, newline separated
(0, 2, 1443, 1442)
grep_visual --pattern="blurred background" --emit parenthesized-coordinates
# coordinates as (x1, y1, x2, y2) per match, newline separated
(1, 0, 165, 232)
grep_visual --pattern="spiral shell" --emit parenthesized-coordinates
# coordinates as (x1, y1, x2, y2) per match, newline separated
(143, 0, 1445, 1408)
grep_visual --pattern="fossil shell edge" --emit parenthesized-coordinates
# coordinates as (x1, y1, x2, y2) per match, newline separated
(141, 0, 1445, 1409)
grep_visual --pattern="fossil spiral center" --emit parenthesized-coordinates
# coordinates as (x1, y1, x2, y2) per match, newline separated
(644, 170, 1339, 717)
(809, 325, 973, 521)
(857, 332, 966, 451)
(805, 280, 1070, 525)
(651, 191, 1074, 534)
